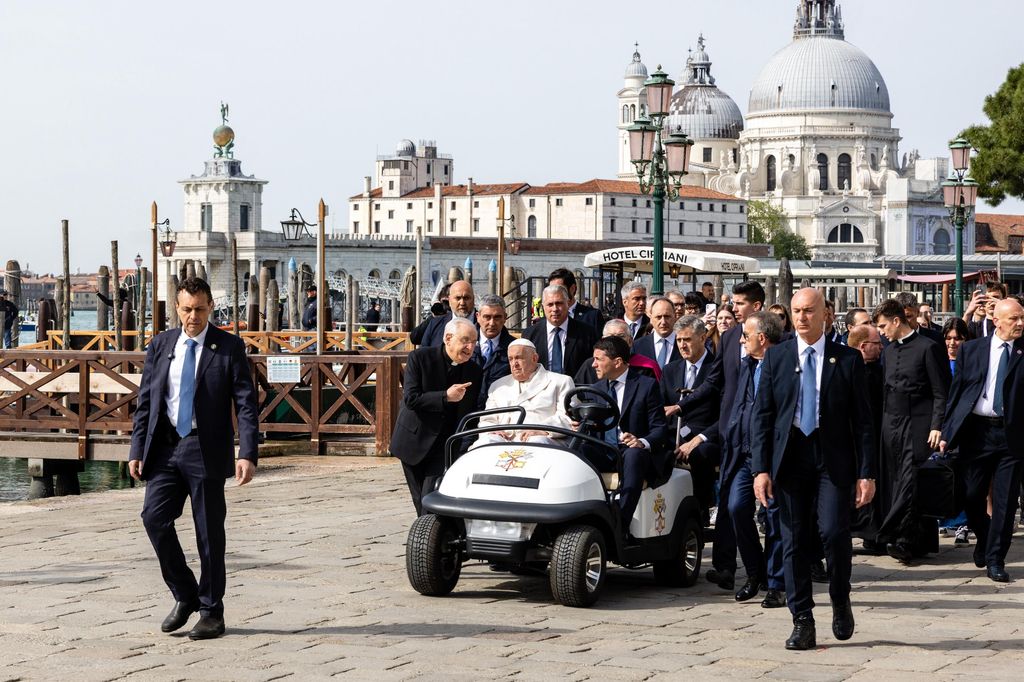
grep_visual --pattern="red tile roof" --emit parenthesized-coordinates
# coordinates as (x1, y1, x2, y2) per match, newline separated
(974, 213, 1024, 253)
(523, 179, 738, 200)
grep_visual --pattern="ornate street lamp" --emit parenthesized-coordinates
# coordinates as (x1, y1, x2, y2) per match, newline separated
(281, 202, 327, 352)
(628, 65, 694, 295)
(942, 137, 979, 317)
(508, 216, 522, 256)
(158, 220, 176, 258)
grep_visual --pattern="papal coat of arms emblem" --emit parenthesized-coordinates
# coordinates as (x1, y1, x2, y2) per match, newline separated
(653, 492, 667, 535)
(495, 448, 531, 471)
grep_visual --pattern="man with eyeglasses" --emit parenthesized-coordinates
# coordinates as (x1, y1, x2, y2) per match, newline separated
(847, 323, 886, 553)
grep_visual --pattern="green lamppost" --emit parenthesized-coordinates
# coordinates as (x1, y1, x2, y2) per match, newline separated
(941, 137, 979, 317)
(627, 66, 693, 295)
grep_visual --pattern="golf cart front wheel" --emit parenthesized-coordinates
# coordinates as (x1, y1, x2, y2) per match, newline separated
(406, 514, 462, 596)
(653, 517, 702, 587)
(550, 525, 606, 607)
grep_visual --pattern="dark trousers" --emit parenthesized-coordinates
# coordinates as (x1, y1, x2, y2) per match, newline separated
(141, 433, 227, 618)
(402, 454, 445, 516)
(712, 477, 737, 574)
(728, 457, 784, 590)
(775, 429, 853, 619)
(688, 442, 718, 526)
(960, 416, 1024, 568)
(619, 446, 653, 528)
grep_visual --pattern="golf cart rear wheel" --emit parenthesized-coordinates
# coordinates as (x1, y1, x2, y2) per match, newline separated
(652, 517, 702, 587)
(406, 514, 462, 596)
(550, 525, 606, 607)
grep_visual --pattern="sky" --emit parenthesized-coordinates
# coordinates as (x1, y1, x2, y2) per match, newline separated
(1, 0, 1022, 274)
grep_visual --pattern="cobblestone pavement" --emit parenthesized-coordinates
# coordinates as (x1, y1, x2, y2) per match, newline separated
(1, 456, 1022, 681)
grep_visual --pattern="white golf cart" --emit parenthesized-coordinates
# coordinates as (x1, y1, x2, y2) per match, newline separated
(405, 386, 704, 607)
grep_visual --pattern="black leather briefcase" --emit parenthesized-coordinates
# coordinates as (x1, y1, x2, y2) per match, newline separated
(916, 456, 957, 519)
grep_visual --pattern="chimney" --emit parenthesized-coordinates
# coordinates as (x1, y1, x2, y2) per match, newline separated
(363, 176, 371, 197)
(467, 177, 474, 196)
(434, 182, 442, 202)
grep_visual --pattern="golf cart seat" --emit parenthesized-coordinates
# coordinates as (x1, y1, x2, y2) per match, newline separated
(599, 473, 650, 491)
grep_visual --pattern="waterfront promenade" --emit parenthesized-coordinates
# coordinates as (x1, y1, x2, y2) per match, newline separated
(1, 456, 1022, 681)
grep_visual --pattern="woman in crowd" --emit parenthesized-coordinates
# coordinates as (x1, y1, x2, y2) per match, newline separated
(939, 317, 971, 545)
(706, 305, 736, 355)
(768, 303, 793, 333)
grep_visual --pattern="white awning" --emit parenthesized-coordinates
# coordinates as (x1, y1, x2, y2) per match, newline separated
(583, 246, 760, 275)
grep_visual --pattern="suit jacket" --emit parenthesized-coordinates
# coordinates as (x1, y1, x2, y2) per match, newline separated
(917, 324, 943, 346)
(472, 327, 514, 408)
(721, 356, 759, 482)
(622, 314, 651, 340)
(660, 350, 717, 440)
(607, 371, 670, 481)
(570, 302, 606, 338)
(129, 325, 259, 478)
(634, 332, 683, 368)
(967, 317, 994, 340)
(751, 338, 876, 487)
(390, 345, 482, 465)
(481, 366, 574, 432)
(683, 324, 742, 440)
(524, 317, 597, 378)
(419, 311, 479, 348)
(942, 335, 1024, 453)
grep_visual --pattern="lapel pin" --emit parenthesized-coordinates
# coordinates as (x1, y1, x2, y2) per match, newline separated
(210, 343, 217, 351)
(829, 357, 836, 364)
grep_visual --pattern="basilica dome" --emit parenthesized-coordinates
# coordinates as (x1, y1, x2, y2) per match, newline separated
(624, 47, 648, 80)
(748, 1, 890, 115)
(666, 35, 743, 140)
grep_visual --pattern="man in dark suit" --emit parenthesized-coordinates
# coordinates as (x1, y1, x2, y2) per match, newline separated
(574, 319, 660, 384)
(129, 278, 259, 641)
(524, 284, 597, 378)
(419, 280, 476, 347)
(472, 294, 514, 408)
(965, 281, 1007, 340)
(589, 335, 668, 535)
(847, 323, 887, 553)
(391, 317, 482, 515)
(752, 288, 876, 651)
(940, 298, 1024, 582)
(635, 297, 682, 370)
(823, 300, 842, 344)
(681, 279, 766, 589)
(620, 281, 650, 339)
(661, 315, 717, 524)
(722, 311, 786, 607)
(549, 268, 605, 337)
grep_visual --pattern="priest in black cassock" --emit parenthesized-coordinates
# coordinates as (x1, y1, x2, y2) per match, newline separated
(872, 299, 950, 563)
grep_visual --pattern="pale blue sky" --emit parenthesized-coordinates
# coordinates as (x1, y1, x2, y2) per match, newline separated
(1, 0, 1021, 272)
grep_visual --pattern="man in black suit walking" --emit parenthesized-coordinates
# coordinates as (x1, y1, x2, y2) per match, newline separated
(589, 335, 669, 536)
(549, 268, 605, 337)
(635, 297, 682, 370)
(391, 317, 482, 515)
(129, 278, 259, 641)
(752, 288, 876, 650)
(524, 284, 597, 378)
(472, 294, 514, 408)
(940, 298, 1024, 582)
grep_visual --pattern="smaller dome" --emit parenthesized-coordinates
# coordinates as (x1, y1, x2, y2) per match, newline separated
(396, 139, 415, 156)
(666, 35, 743, 141)
(624, 45, 648, 79)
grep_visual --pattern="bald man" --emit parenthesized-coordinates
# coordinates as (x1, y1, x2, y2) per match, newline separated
(419, 280, 477, 347)
(752, 288, 876, 651)
(940, 298, 1024, 582)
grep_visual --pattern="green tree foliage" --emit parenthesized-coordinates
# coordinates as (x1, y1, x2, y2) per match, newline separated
(746, 200, 811, 260)
(961, 64, 1024, 206)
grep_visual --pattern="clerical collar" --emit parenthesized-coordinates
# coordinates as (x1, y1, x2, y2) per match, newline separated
(896, 328, 917, 344)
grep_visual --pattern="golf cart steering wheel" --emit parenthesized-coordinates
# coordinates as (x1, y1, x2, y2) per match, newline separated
(564, 385, 620, 435)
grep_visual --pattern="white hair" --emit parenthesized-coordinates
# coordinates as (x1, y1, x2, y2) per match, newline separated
(444, 317, 477, 338)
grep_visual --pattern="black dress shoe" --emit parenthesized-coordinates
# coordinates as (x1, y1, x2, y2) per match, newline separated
(706, 568, 735, 590)
(886, 542, 913, 564)
(161, 601, 199, 633)
(973, 545, 987, 568)
(187, 615, 226, 640)
(832, 600, 855, 641)
(809, 560, 829, 583)
(987, 565, 1010, 583)
(761, 589, 786, 609)
(735, 577, 761, 602)
(785, 614, 816, 650)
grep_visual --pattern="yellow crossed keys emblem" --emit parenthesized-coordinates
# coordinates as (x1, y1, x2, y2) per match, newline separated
(495, 448, 532, 471)
(653, 492, 667, 535)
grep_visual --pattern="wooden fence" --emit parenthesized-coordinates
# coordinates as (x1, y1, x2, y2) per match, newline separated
(0, 349, 407, 461)
(43, 330, 413, 353)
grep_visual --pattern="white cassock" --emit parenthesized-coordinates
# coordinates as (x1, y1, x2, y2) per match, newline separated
(475, 365, 575, 446)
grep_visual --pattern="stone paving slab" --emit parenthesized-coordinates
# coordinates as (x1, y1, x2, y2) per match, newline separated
(1, 455, 1023, 681)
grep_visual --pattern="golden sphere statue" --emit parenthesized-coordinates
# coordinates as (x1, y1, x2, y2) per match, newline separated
(213, 125, 235, 148)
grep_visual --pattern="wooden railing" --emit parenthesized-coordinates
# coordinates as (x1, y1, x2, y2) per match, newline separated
(44, 330, 412, 353)
(0, 349, 407, 460)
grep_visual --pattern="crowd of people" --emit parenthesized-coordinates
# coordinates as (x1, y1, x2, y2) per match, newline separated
(391, 269, 1024, 651)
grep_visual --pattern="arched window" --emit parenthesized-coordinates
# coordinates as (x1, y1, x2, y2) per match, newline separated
(827, 223, 864, 243)
(389, 269, 402, 281)
(622, 105, 629, 123)
(932, 228, 951, 255)
(368, 269, 381, 279)
(817, 153, 829, 191)
(838, 153, 852, 190)
(630, 104, 636, 121)
(527, 214, 537, 238)
(765, 155, 777, 192)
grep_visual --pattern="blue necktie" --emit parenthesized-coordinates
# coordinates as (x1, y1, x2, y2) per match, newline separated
(753, 359, 762, 398)
(993, 342, 1010, 416)
(482, 338, 493, 363)
(550, 327, 563, 374)
(799, 347, 817, 436)
(177, 338, 198, 438)
(657, 338, 670, 368)
(604, 379, 619, 446)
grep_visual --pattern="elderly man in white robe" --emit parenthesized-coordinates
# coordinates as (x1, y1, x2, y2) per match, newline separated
(477, 339, 575, 445)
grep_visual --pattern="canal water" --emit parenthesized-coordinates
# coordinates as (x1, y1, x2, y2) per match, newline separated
(3, 311, 137, 502)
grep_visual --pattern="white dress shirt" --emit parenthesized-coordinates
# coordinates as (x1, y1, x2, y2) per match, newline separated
(607, 371, 650, 449)
(546, 319, 569, 368)
(652, 331, 674, 367)
(165, 325, 209, 430)
(685, 349, 708, 390)
(974, 334, 1012, 417)
(793, 333, 826, 429)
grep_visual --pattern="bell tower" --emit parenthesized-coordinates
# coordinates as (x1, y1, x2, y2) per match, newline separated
(617, 45, 648, 179)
